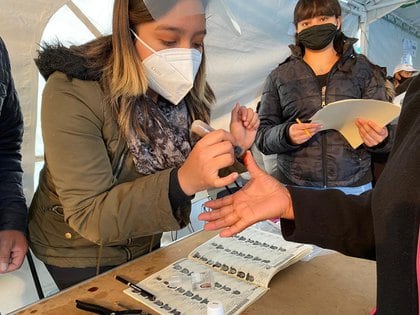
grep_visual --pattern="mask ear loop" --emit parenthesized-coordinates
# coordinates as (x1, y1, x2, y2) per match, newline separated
(130, 28, 159, 54)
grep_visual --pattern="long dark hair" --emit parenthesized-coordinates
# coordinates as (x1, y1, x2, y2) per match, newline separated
(71, 0, 213, 142)
(293, 0, 346, 55)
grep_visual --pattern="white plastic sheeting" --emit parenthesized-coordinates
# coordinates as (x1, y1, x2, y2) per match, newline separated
(0, 0, 418, 203)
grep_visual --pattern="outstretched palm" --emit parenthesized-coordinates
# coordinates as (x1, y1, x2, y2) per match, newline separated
(199, 151, 293, 237)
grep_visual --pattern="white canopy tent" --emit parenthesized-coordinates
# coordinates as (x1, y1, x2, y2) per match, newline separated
(1, 0, 419, 200)
(0, 0, 419, 312)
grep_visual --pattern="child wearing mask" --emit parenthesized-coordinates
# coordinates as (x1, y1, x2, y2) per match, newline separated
(255, 0, 394, 194)
(29, 0, 258, 290)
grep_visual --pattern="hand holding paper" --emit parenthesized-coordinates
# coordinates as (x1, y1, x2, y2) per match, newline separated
(309, 99, 400, 148)
(355, 118, 389, 147)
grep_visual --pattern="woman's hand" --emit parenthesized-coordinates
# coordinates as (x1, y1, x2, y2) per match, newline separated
(0, 230, 28, 273)
(355, 118, 388, 147)
(229, 103, 259, 151)
(178, 129, 239, 196)
(198, 151, 294, 237)
(288, 121, 322, 145)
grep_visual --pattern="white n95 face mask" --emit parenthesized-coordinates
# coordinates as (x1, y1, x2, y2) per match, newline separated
(131, 29, 202, 105)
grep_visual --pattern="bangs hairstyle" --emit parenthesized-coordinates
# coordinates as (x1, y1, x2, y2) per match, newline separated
(293, 0, 341, 25)
(293, 0, 346, 55)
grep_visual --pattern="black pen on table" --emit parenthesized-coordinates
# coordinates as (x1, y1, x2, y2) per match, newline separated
(115, 275, 156, 301)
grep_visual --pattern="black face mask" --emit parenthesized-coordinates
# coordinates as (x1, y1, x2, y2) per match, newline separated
(397, 76, 409, 84)
(297, 23, 338, 50)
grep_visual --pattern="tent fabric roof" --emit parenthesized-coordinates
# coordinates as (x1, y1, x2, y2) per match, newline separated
(389, 4, 420, 37)
(344, 0, 420, 37)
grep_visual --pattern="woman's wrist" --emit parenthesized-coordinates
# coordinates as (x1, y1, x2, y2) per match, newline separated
(177, 165, 197, 196)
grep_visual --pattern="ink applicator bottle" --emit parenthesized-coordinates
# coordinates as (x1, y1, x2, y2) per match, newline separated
(191, 120, 244, 158)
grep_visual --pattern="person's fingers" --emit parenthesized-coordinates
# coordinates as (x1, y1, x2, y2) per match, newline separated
(356, 119, 374, 146)
(207, 142, 237, 161)
(0, 262, 8, 273)
(236, 105, 253, 128)
(196, 129, 236, 148)
(306, 124, 321, 133)
(361, 130, 376, 146)
(219, 224, 247, 237)
(218, 204, 256, 237)
(213, 172, 239, 188)
(357, 119, 387, 146)
(247, 110, 260, 129)
(0, 231, 28, 273)
(243, 108, 254, 125)
(199, 210, 217, 222)
(202, 195, 234, 215)
(289, 124, 313, 144)
(7, 251, 26, 272)
(0, 239, 12, 272)
(356, 118, 386, 135)
(366, 122, 388, 144)
(366, 120, 388, 135)
(202, 204, 240, 230)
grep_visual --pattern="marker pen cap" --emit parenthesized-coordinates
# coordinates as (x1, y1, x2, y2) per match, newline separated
(207, 300, 224, 315)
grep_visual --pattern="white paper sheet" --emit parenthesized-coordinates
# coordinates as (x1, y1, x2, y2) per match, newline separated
(310, 99, 401, 148)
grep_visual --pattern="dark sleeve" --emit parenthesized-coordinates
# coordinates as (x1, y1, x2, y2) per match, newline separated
(169, 168, 194, 228)
(0, 37, 28, 232)
(395, 76, 413, 96)
(280, 187, 376, 260)
(255, 73, 299, 155)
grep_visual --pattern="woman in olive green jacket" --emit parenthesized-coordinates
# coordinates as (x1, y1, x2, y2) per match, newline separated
(29, 0, 258, 289)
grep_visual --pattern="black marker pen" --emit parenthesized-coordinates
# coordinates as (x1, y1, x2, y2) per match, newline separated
(115, 275, 156, 301)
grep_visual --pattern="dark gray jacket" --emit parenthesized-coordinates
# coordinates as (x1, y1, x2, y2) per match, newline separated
(256, 38, 394, 187)
(0, 37, 27, 232)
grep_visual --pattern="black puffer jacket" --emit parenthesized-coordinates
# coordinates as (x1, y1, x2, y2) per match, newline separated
(0, 37, 27, 232)
(256, 38, 394, 187)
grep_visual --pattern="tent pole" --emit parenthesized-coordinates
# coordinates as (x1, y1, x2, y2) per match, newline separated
(359, 14, 369, 56)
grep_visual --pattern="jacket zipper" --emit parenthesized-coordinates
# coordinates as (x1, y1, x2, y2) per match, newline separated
(321, 86, 326, 107)
(321, 84, 328, 187)
(302, 60, 334, 187)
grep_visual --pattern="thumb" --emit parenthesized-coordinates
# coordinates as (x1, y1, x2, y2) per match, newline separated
(243, 151, 265, 178)
(230, 103, 240, 122)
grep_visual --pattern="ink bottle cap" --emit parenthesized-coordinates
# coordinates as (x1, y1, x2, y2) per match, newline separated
(207, 300, 224, 315)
